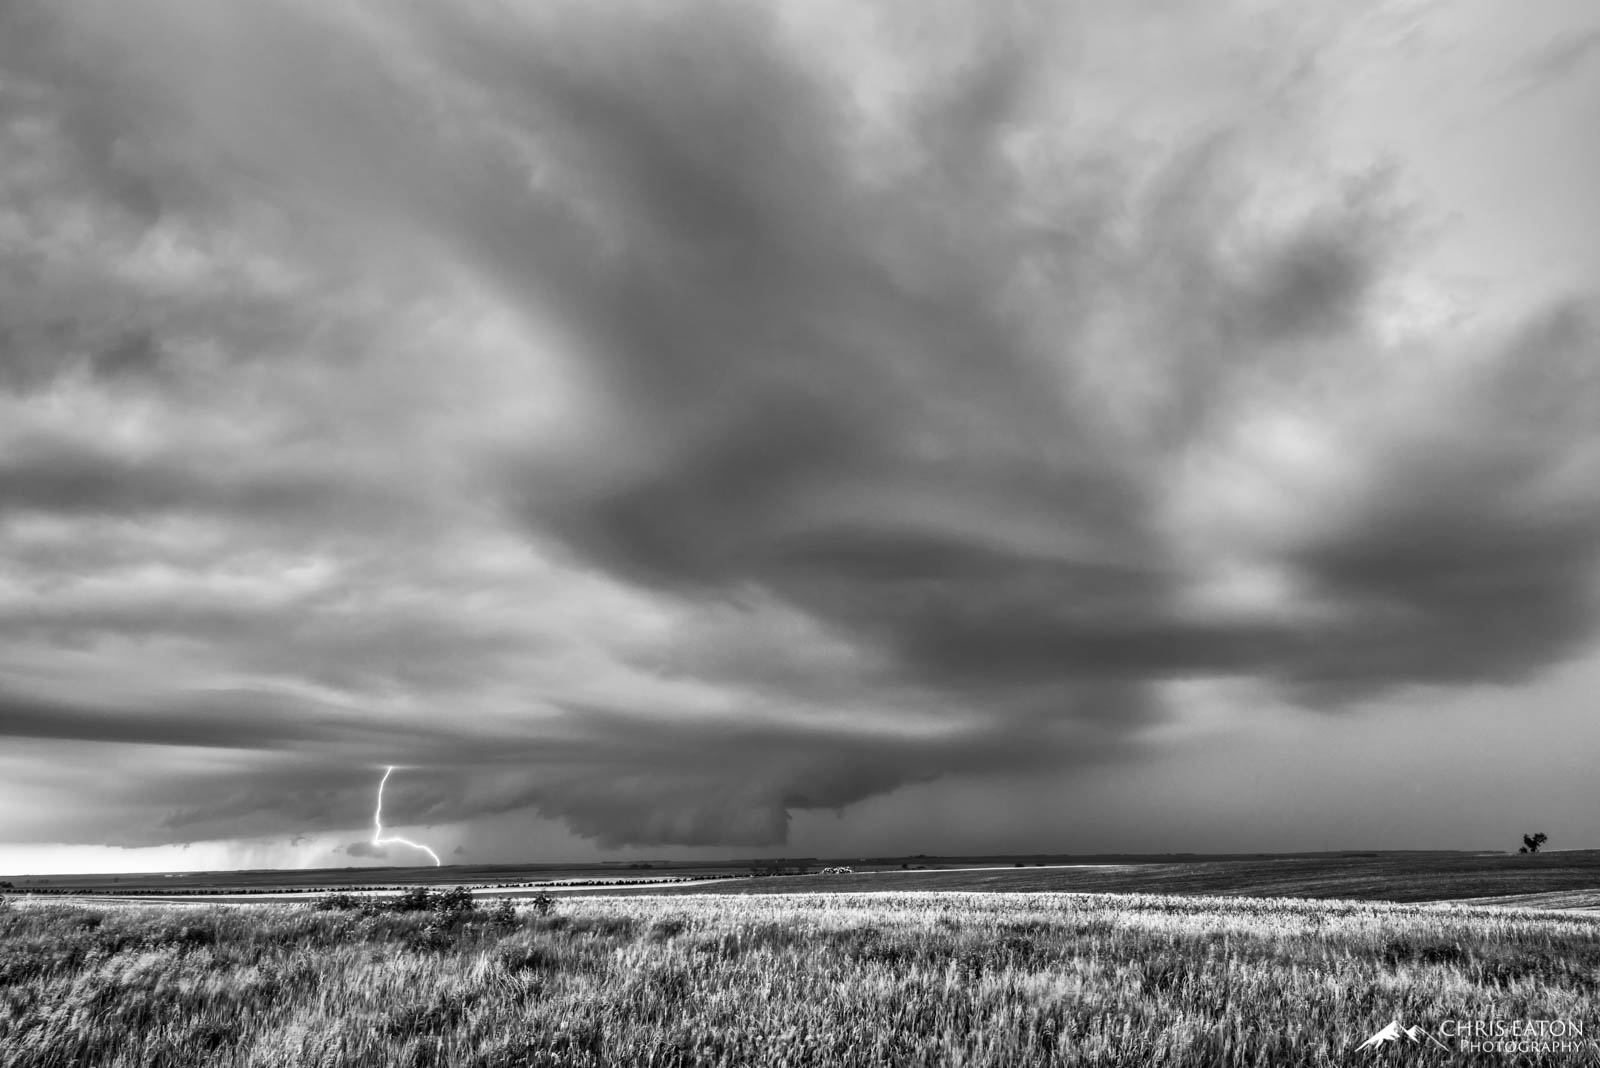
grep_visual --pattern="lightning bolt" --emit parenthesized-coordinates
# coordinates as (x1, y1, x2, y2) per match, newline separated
(373, 765, 441, 866)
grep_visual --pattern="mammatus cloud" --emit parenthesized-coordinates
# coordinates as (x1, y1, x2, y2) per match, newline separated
(0, 0, 1597, 854)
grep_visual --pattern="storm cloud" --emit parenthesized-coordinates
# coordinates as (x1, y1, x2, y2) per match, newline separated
(2, 0, 1598, 863)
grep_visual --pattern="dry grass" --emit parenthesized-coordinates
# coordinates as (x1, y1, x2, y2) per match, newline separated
(3, 890, 1598, 1066)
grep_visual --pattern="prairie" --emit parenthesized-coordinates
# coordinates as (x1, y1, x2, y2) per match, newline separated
(3, 889, 1598, 1067)
(20, 850, 1600, 907)
(582, 850, 1600, 905)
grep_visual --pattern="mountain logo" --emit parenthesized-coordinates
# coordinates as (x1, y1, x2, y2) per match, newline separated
(1355, 1019, 1450, 1053)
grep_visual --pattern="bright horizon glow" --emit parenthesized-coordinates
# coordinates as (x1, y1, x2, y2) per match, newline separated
(372, 766, 441, 867)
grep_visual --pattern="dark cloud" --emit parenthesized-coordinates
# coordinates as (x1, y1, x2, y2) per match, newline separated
(473, 4, 1600, 703)
(1280, 304, 1600, 696)
(1, 0, 1597, 857)
(512, 699, 1141, 847)
(0, 674, 1137, 850)
(0, 684, 439, 753)
(0, 438, 374, 520)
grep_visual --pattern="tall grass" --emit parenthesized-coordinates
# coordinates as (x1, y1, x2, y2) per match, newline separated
(2, 891, 1597, 1066)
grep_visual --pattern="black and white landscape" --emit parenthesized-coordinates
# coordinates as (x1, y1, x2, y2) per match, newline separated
(2, 2, 1599, 1064)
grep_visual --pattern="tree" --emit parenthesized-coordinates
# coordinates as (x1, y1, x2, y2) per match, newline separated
(1521, 832, 1548, 854)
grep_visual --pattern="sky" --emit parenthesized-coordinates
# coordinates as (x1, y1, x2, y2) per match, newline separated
(2, 0, 1599, 875)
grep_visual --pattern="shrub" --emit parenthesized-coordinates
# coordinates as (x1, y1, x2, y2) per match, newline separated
(529, 891, 557, 917)
(434, 885, 477, 917)
(391, 886, 437, 913)
(490, 898, 520, 930)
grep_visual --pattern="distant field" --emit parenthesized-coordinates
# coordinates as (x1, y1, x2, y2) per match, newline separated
(0, 854, 1209, 894)
(13, 851, 1600, 908)
(3, 890, 1597, 1067)
(567, 851, 1600, 907)
(2, 860, 763, 894)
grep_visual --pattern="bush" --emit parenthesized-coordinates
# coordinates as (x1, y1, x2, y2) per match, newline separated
(369, 885, 487, 925)
(314, 892, 365, 912)
(391, 886, 437, 913)
(434, 886, 476, 917)
(490, 898, 519, 930)
(529, 891, 557, 917)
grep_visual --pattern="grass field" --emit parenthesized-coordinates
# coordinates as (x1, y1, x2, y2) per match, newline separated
(3, 889, 1598, 1067)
